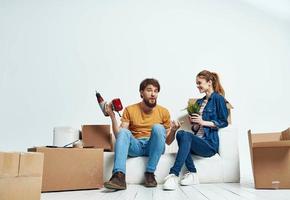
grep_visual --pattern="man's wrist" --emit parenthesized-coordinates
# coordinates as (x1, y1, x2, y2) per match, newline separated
(109, 113, 116, 119)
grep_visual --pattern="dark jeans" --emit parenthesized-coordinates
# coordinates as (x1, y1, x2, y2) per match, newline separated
(169, 130, 217, 176)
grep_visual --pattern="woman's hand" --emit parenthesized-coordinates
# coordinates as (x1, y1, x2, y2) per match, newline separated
(189, 114, 204, 126)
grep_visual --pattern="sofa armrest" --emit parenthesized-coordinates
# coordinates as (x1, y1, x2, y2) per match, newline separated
(218, 125, 239, 159)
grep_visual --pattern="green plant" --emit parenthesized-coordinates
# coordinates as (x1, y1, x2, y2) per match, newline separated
(186, 99, 201, 115)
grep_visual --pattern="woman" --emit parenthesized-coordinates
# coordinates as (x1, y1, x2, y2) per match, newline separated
(163, 70, 229, 190)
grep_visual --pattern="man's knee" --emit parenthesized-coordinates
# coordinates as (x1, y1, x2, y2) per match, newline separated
(151, 124, 166, 138)
(116, 128, 131, 140)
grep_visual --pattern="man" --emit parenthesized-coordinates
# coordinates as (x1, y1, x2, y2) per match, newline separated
(104, 78, 180, 190)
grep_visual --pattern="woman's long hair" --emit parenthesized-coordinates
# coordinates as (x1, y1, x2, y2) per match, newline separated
(197, 70, 225, 97)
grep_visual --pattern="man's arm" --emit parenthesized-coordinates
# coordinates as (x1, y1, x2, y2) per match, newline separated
(165, 120, 181, 145)
(106, 102, 129, 139)
(111, 118, 129, 139)
(166, 129, 175, 145)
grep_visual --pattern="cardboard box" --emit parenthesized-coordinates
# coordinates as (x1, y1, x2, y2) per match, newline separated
(81, 125, 113, 151)
(226, 101, 233, 124)
(248, 128, 290, 189)
(280, 128, 290, 140)
(28, 147, 103, 192)
(0, 152, 44, 200)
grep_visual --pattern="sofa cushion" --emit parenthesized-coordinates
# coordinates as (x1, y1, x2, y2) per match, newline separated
(104, 152, 224, 184)
(103, 125, 240, 184)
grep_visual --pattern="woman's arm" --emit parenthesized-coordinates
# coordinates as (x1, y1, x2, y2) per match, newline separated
(190, 95, 228, 129)
(190, 115, 216, 127)
(211, 95, 228, 129)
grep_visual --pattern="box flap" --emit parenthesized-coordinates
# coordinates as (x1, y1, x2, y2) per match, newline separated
(0, 152, 19, 178)
(251, 132, 281, 143)
(249, 131, 290, 148)
(253, 140, 290, 148)
(19, 152, 44, 177)
(281, 128, 290, 141)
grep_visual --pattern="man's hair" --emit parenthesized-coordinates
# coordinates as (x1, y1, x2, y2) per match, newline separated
(139, 78, 160, 96)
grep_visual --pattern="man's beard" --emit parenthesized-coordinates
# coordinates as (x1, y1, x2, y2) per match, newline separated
(143, 98, 157, 108)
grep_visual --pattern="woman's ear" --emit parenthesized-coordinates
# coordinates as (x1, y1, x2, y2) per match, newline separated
(208, 80, 213, 86)
(140, 91, 143, 98)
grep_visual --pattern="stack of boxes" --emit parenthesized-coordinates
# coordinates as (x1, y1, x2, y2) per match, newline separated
(30, 124, 113, 192)
(1, 124, 113, 199)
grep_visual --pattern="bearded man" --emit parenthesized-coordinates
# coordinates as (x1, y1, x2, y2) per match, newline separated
(104, 78, 179, 190)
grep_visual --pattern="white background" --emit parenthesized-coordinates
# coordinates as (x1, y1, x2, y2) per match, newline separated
(1, 0, 290, 182)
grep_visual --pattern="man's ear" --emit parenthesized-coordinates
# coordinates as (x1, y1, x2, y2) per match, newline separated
(140, 91, 143, 98)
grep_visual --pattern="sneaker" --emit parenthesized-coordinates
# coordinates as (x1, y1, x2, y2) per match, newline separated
(180, 172, 199, 186)
(104, 171, 127, 190)
(163, 174, 178, 190)
(144, 172, 157, 187)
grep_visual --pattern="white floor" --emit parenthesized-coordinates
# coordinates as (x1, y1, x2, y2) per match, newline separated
(41, 182, 290, 200)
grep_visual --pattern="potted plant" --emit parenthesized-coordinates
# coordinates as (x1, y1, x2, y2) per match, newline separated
(186, 99, 201, 133)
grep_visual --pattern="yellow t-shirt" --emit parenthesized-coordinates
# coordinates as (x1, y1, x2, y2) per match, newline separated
(121, 103, 171, 139)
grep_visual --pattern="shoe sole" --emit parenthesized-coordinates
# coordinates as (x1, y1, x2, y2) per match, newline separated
(104, 182, 127, 190)
(180, 182, 199, 186)
(144, 183, 157, 188)
(163, 186, 176, 191)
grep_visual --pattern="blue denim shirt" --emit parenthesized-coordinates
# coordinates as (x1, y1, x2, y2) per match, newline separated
(197, 92, 228, 152)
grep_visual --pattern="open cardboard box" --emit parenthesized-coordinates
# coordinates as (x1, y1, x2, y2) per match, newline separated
(81, 125, 114, 151)
(248, 128, 290, 189)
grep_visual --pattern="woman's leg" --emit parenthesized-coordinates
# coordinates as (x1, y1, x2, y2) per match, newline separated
(169, 130, 193, 176)
(185, 135, 217, 173)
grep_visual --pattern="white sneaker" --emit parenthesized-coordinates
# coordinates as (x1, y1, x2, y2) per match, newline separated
(163, 174, 178, 190)
(180, 172, 199, 186)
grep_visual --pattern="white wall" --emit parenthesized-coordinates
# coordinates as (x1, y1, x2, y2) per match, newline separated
(1, 0, 290, 182)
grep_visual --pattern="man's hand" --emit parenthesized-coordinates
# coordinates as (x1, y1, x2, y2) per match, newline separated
(166, 120, 182, 145)
(105, 101, 115, 117)
(170, 120, 181, 132)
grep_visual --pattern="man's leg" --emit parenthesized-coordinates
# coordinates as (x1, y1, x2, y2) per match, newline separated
(105, 128, 143, 190)
(145, 124, 166, 172)
(113, 128, 144, 174)
(144, 124, 166, 187)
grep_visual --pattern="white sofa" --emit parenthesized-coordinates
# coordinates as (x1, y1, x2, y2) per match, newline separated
(103, 124, 240, 184)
